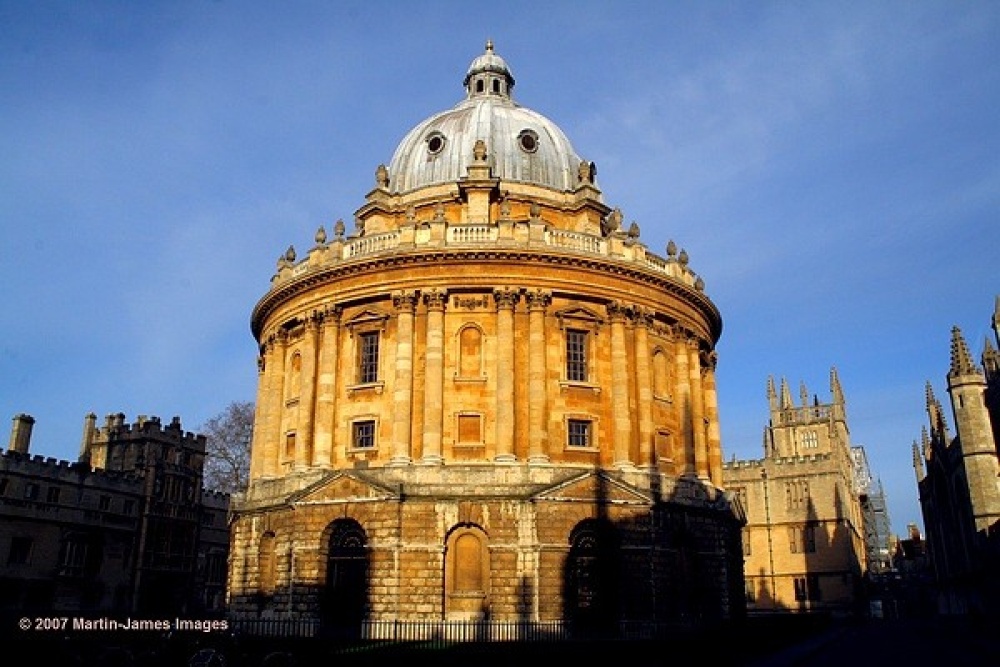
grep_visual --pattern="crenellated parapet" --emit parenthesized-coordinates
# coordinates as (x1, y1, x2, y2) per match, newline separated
(0, 447, 144, 488)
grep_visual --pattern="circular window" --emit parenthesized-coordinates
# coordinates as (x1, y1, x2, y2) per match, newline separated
(518, 129, 539, 153)
(426, 132, 446, 155)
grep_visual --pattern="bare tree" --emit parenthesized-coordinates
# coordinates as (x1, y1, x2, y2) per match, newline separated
(199, 400, 254, 494)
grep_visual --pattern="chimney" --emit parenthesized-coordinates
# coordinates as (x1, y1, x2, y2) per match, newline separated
(79, 412, 97, 463)
(8, 414, 35, 454)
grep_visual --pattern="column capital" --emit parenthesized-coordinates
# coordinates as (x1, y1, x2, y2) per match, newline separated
(493, 286, 521, 311)
(392, 290, 419, 312)
(423, 288, 448, 311)
(633, 306, 655, 328)
(606, 300, 628, 322)
(525, 288, 551, 311)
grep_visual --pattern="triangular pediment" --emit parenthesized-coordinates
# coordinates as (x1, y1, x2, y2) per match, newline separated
(344, 307, 389, 329)
(534, 470, 650, 505)
(554, 305, 603, 325)
(291, 470, 397, 504)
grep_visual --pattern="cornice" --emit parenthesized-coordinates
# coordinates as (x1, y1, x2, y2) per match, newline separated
(251, 248, 722, 342)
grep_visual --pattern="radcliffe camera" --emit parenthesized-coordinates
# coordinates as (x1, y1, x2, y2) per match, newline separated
(1, 4, 998, 667)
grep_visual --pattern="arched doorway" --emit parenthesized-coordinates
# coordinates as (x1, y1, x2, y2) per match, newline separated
(566, 519, 619, 636)
(321, 519, 368, 637)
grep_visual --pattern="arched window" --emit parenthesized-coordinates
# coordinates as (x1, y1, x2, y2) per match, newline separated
(287, 351, 302, 400)
(458, 325, 483, 378)
(653, 348, 669, 397)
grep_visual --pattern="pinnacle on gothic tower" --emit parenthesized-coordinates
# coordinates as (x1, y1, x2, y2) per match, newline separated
(912, 440, 925, 481)
(830, 367, 845, 406)
(949, 326, 981, 377)
(780, 377, 793, 409)
(799, 381, 809, 407)
(925, 381, 950, 440)
(767, 375, 778, 411)
(993, 295, 1000, 341)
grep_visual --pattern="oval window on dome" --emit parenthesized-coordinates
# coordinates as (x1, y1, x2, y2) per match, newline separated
(426, 132, 447, 155)
(517, 129, 539, 154)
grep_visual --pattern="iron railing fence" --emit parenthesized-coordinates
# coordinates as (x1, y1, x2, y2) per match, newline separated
(229, 617, 695, 644)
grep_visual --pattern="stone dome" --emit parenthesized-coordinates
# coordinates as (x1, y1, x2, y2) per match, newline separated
(386, 41, 595, 196)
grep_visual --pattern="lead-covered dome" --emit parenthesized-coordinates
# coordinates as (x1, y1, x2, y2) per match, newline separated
(386, 41, 594, 195)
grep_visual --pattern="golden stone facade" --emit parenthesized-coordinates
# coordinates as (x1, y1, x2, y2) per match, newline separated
(228, 43, 744, 636)
(723, 370, 867, 617)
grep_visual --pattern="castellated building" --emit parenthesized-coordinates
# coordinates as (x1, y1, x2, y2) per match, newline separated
(722, 369, 867, 617)
(0, 413, 229, 616)
(227, 42, 745, 638)
(914, 296, 1000, 616)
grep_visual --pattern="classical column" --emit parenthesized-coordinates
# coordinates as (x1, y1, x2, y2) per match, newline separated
(249, 349, 268, 481)
(494, 287, 520, 462)
(688, 338, 709, 480)
(295, 312, 319, 470)
(526, 289, 550, 464)
(313, 306, 341, 468)
(633, 307, 655, 468)
(675, 330, 695, 476)
(608, 301, 633, 469)
(390, 290, 417, 466)
(422, 288, 446, 465)
(703, 352, 723, 485)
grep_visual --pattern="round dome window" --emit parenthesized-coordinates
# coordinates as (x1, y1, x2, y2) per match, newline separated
(517, 129, 539, 153)
(426, 132, 447, 155)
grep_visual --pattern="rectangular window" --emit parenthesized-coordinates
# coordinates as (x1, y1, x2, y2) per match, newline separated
(804, 524, 816, 553)
(567, 419, 592, 448)
(24, 483, 39, 501)
(742, 529, 752, 556)
(8, 536, 32, 565)
(46, 486, 61, 503)
(457, 414, 481, 443)
(794, 577, 807, 601)
(285, 432, 296, 457)
(123, 500, 135, 516)
(358, 331, 380, 384)
(807, 575, 821, 601)
(98, 495, 111, 511)
(353, 420, 376, 449)
(566, 329, 588, 382)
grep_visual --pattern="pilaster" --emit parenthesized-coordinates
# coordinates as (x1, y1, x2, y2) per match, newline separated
(494, 287, 520, 462)
(390, 291, 418, 466)
(422, 288, 447, 465)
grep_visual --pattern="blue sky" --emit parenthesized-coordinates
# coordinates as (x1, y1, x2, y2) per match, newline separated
(1, 1, 997, 537)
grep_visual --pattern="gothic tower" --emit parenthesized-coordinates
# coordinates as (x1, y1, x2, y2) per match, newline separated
(724, 367, 866, 617)
(914, 296, 1000, 615)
